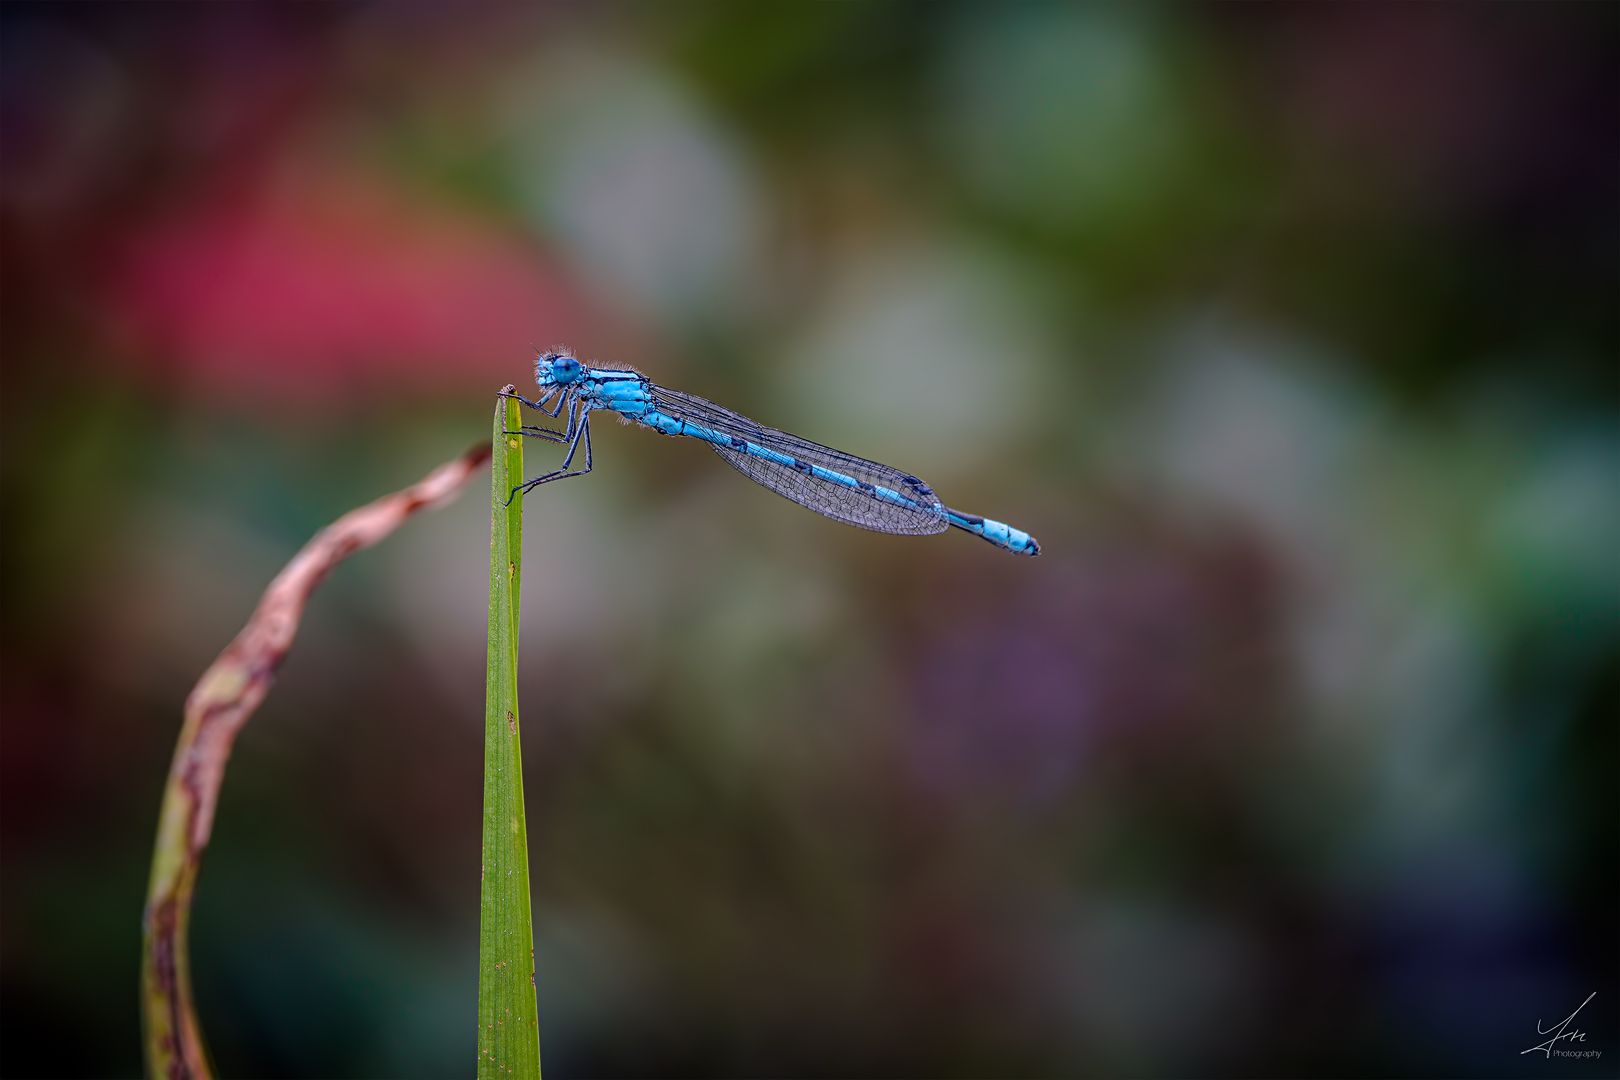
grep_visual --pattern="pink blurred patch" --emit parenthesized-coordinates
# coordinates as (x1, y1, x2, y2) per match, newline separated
(108, 171, 609, 405)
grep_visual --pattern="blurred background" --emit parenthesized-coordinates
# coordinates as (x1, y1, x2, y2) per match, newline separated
(2, 3, 1615, 1077)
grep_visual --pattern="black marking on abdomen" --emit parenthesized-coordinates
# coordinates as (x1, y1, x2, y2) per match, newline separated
(900, 476, 939, 498)
(790, 459, 813, 474)
(902, 474, 936, 498)
(955, 512, 985, 526)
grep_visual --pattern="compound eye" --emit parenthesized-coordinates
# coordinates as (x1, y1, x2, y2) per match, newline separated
(551, 356, 581, 383)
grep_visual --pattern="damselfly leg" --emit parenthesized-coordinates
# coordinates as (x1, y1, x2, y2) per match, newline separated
(507, 413, 592, 504)
(501, 387, 572, 442)
(497, 387, 557, 413)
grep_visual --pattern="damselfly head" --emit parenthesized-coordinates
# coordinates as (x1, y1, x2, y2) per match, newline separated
(536, 352, 582, 386)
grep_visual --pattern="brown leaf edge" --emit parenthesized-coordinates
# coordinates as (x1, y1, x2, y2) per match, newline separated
(141, 440, 493, 1080)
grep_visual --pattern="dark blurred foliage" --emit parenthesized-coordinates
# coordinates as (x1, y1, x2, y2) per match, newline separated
(1, 3, 1615, 1077)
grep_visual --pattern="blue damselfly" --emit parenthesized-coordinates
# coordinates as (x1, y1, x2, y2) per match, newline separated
(501, 353, 1040, 556)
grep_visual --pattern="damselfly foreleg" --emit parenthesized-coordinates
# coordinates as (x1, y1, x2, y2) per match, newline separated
(533, 387, 567, 418)
(507, 412, 593, 504)
(502, 389, 574, 442)
(497, 386, 552, 412)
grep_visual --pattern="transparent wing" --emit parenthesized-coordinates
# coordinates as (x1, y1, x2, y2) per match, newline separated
(650, 386, 948, 536)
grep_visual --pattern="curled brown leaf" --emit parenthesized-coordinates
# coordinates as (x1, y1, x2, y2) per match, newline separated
(141, 441, 493, 1080)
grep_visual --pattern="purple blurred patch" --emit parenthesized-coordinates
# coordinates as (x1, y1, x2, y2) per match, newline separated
(1368, 844, 1587, 1071)
(906, 537, 1279, 813)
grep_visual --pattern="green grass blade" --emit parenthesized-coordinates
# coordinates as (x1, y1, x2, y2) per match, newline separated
(478, 391, 541, 1078)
